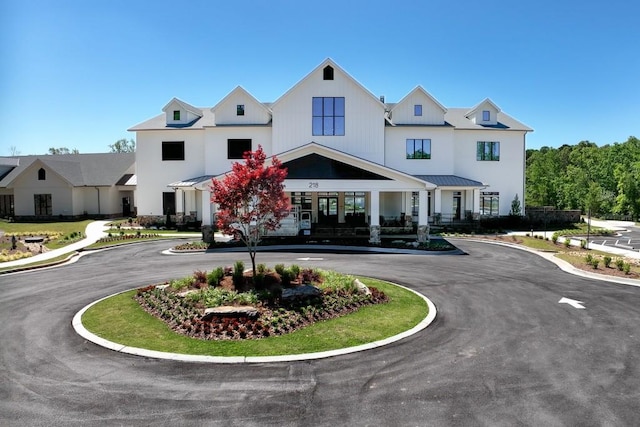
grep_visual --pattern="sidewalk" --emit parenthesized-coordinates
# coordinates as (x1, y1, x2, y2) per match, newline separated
(1, 221, 110, 269)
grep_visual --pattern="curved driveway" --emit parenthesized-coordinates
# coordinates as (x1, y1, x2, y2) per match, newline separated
(1, 240, 640, 426)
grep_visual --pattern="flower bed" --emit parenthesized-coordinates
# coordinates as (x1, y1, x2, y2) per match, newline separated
(134, 265, 389, 341)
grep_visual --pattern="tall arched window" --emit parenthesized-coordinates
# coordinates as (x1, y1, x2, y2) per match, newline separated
(38, 168, 46, 180)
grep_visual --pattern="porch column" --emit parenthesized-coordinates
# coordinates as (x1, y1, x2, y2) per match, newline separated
(175, 188, 185, 224)
(369, 190, 380, 244)
(473, 189, 481, 220)
(201, 190, 211, 225)
(434, 188, 442, 225)
(418, 190, 430, 243)
(404, 191, 412, 226)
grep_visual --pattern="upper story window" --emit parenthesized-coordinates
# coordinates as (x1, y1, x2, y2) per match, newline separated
(406, 139, 431, 159)
(482, 110, 490, 121)
(173, 110, 181, 121)
(312, 97, 345, 136)
(414, 105, 422, 116)
(477, 141, 500, 161)
(38, 168, 46, 180)
(323, 65, 334, 80)
(227, 139, 252, 159)
(237, 104, 245, 116)
(162, 141, 185, 161)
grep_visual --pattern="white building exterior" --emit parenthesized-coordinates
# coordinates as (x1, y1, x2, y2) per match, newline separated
(130, 59, 532, 240)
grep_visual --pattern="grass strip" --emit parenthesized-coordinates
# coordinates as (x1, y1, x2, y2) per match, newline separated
(82, 278, 427, 357)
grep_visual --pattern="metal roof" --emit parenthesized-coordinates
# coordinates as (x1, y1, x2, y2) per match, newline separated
(414, 175, 485, 187)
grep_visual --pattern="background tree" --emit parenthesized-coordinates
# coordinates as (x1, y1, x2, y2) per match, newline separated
(109, 138, 136, 153)
(9, 146, 21, 156)
(211, 145, 289, 277)
(48, 147, 79, 155)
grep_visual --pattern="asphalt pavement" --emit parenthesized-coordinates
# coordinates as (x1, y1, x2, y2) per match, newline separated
(2, 236, 640, 425)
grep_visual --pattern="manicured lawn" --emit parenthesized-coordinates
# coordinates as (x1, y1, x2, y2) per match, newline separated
(0, 219, 92, 236)
(82, 278, 428, 357)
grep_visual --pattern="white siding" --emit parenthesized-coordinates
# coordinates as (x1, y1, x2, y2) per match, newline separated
(213, 89, 271, 125)
(391, 91, 445, 125)
(11, 165, 73, 216)
(272, 66, 386, 164)
(136, 130, 205, 216)
(454, 130, 526, 215)
(203, 127, 272, 175)
(384, 127, 455, 174)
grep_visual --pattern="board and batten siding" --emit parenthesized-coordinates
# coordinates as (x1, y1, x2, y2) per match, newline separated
(271, 67, 386, 164)
(383, 127, 456, 175)
(203, 127, 272, 175)
(391, 91, 445, 125)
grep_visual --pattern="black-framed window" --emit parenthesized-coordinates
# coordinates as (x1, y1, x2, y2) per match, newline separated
(38, 168, 46, 180)
(312, 97, 345, 136)
(480, 192, 499, 216)
(162, 192, 176, 215)
(477, 141, 500, 161)
(414, 104, 422, 116)
(162, 141, 185, 161)
(34, 194, 52, 216)
(0, 194, 14, 217)
(406, 139, 431, 159)
(173, 110, 180, 120)
(344, 192, 366, 215)
(411, 191, 432, 218)
(323, 65, 334, 80)
(237, 104, 245, 116)
(227, 139, 252, 159)
(291, 192, 312, 211)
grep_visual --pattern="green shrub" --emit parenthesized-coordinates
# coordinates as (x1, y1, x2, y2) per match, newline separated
(616, 259, 625, 271)
(232, 260, 245, 287)
(623, 263, 631, 275)
(274, 264, 285, 276)
(603, 256, 612, 268)
(590, 259, 599, 269)
(580, 239, 587, 249)
(564, 238, 571, 248)
(290, 264, 301, 279)
(585, 254, 593, 264)
(207, 267, 224, 287)
(170, 277, 193, 291)
(552, 233, 559, 244)
(257, 263, 267, 274)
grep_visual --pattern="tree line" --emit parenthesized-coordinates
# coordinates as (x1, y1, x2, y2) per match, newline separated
(526, 136, 640, 220)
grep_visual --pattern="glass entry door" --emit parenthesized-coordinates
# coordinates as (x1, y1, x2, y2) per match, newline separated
(318, 196, 338, 225)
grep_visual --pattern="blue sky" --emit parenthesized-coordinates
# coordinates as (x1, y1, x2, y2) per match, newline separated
(2, 0, 638, 155)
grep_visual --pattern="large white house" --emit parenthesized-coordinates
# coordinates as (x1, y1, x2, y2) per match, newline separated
(130, 59, 531, 241)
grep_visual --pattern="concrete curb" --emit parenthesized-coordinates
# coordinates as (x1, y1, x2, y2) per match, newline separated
(449, 237, 640, 288)
(72, 282, 437, 364)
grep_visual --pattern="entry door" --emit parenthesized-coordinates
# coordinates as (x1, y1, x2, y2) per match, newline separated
(122, 197, 131, 217)
(453, 195, 462, 220)
(318, 196, 338, 225)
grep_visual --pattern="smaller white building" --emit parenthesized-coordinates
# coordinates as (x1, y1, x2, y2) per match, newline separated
(0, 153, 136, 220)
(130, 59, 532, 240)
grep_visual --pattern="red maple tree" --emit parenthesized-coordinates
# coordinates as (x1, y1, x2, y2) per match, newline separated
(211, 145, 289, 277)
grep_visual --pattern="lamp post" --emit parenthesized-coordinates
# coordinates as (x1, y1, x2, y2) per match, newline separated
(586, 207, 591, 250)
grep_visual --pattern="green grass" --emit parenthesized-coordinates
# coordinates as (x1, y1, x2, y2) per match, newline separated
(0, 219, 92, 235)
(82, 278, 428, 357)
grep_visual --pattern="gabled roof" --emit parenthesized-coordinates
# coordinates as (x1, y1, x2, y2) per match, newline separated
(162, 97, 203, 117)
(0, 153, 135, 188)
(211, 86, 272, 115)
(270, 58, 385, 110)
(466, 98, 501, 117)
(128, 109, 215, 131)
(390, 86, 447, 114)
(445, 108, 532, 131)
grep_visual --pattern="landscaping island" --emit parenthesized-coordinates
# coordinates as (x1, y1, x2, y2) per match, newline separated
(80, 265, 430, 359)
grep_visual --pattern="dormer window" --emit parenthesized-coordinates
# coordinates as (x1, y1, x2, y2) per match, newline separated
(414, 105, 422, 116)
(38, 168, 46, 180)
(482, 110, 490, 121)
(173, 110, 181, 121)
(323, 65, 334, 80)
(237, 104, 245, 116)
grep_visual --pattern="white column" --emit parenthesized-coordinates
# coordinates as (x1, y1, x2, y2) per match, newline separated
(201, 190, 212, 225)
(473, 189, 480, 218)
(175, 189, 184, 214)
(418, 191, 428, 225)
(434, 188, 442, 214)
(370, 191, 380, 226)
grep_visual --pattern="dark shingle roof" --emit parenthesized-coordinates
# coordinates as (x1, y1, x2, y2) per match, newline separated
(0, 153, 135, 187)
